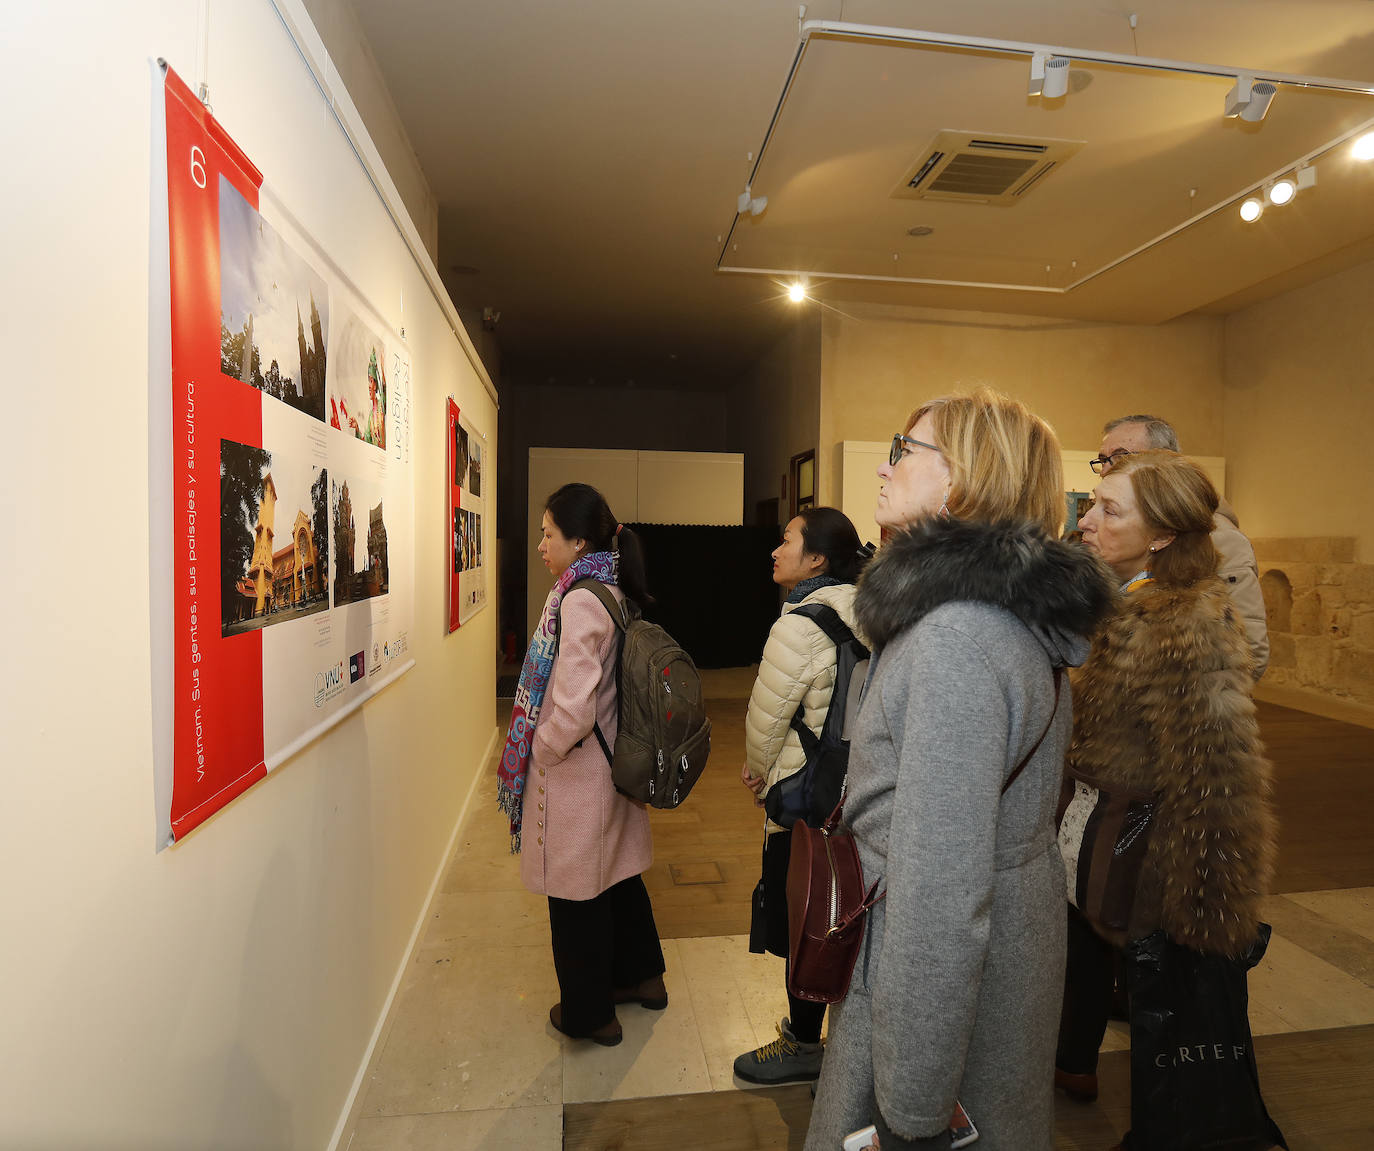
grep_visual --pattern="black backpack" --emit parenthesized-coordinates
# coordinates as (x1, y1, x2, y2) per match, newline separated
(561, 580, 711, 809)
(763, 603, 870, 829)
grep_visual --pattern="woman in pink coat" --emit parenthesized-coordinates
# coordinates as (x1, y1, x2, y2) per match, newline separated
(497, 483, 664, 1046)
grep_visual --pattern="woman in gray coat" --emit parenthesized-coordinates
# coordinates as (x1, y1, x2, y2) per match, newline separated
(805, 389, 1113, 1151)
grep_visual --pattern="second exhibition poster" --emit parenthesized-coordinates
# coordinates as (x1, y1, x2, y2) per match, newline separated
(448, 400, 488, 630)
(155, 65, 415, 847)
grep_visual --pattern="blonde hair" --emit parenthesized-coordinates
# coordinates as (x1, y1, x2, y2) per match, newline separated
(908, 388, 1065, 536)
(1110, 450, 1219, 586)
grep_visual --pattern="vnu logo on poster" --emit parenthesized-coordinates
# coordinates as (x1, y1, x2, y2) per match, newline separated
(314, 660, 348, 708)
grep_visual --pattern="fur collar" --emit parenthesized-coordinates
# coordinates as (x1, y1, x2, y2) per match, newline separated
(856, 517, 1115, 658)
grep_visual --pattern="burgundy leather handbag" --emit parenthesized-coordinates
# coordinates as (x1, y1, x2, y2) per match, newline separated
(785, 800, 883, 1004)
(786, 671, 1063, 1005)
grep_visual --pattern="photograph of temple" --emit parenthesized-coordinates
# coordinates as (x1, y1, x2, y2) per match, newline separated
(218, 175, 329, 422)
(332, 477, 390, 604)
(219, 439, 330, 636)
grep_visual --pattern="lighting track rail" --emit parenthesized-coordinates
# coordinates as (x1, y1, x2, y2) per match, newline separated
(716, 19, 1374, 295)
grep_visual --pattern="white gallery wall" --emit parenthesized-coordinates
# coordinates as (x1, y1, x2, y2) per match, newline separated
(0, 3, 497, 1148)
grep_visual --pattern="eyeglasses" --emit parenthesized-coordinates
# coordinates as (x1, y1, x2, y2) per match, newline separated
(1089, 448, 1133, 475)
(889, 432, 940, 467)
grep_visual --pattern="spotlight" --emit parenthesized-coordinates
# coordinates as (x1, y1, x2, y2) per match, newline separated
(788, 282, 807, 303)
(1224, 75, 1277, 122)
(1241, 81, 1277, 122)
(1296, 165, 1317, 191)
(736, 187, 769, 217)
(1239, 197, 1263, 222)
(1044, 55, 1070, 99)
(1353, 131, 1374, 161)
(1267, 178, 1296, 206)
(1029, 53, 1070, 99)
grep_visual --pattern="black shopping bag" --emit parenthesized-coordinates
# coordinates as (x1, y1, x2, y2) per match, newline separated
(1124, 925, 1288, 1151)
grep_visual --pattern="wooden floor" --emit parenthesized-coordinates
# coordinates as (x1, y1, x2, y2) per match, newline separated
(565, 698, 1374, 1151)
(642, 697, 760, 942)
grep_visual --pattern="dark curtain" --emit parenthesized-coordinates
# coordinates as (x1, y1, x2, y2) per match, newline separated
(627, 522, 782, 669)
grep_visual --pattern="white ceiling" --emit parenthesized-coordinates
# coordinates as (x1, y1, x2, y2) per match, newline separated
(349, 0, 1374, 386)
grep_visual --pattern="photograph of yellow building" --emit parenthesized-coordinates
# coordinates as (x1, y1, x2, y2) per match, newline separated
(220, 439, 330, 636)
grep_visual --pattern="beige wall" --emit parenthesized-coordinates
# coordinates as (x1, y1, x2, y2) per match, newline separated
(1224, 257, 1374, 564)
(728, 313, 823, 523)
(301, 0, 440, 263)
(0, 4, 494, 1148)
(817, 302, 1227, 507)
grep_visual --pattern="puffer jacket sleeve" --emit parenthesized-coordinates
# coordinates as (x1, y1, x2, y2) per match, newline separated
(744, 609, 830, 784)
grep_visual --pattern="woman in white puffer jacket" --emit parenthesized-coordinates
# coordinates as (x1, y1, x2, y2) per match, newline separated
(734, 506, 871, 1088)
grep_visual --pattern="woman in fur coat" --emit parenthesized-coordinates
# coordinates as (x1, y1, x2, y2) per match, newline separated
(1054, 450, 1278, 1127)
(805, 390, 1115, 1151)
(734, 506, 871, 1086)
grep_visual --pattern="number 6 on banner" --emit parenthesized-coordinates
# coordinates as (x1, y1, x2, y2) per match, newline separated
(190, 145, 207, 189)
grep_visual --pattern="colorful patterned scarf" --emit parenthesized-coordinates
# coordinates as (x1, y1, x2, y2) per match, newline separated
(496, 550, 617, 852)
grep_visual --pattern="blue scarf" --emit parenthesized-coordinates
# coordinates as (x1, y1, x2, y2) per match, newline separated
(496, 550, 617, 852)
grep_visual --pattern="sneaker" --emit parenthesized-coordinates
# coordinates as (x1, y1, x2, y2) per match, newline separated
(733, 1017, 824, 1085)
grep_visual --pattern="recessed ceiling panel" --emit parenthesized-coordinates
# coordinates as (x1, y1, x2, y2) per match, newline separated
(718, 26, 1374, 313)
(892, 131, 1085, 204)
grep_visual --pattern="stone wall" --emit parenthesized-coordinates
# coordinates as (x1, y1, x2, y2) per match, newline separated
(1255, 536, 1374, 707)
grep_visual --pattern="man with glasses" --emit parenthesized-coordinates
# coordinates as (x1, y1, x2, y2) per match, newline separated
(1092, 414, 1268, 679)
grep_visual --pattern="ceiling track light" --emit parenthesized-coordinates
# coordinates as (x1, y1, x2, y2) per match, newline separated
(1029, 52, 1071, 99)
(787, 281, 808, 303)
(1224, 74, 1277, 122)
(1242, 162, 1317, 221)
(736, 186, 768, 217)
(1354, 131, 1374, 161)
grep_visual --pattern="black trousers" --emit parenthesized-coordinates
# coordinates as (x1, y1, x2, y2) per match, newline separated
(760, 830, 827, 1044)
(547, 873, 665, 1035)
(1056, 905, 1119, 1074)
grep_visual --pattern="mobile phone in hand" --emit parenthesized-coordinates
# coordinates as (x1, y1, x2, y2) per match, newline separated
(842, 1125, 876, 1151)
(949, 1100, 979, 1148)
(842, 1100, 978, 1151)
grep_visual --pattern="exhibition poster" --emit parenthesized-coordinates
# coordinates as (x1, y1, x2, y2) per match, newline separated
(448, 400, 488, 630)
(154, 64, 415, 846)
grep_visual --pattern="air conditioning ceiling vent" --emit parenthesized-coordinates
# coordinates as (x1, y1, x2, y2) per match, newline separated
(893, 131, 1084, 205)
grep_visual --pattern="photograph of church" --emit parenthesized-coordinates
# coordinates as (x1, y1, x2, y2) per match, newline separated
(218, 177, 329, 422)
(219, 439, 330, 636)
(332, 475, 390, 604)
